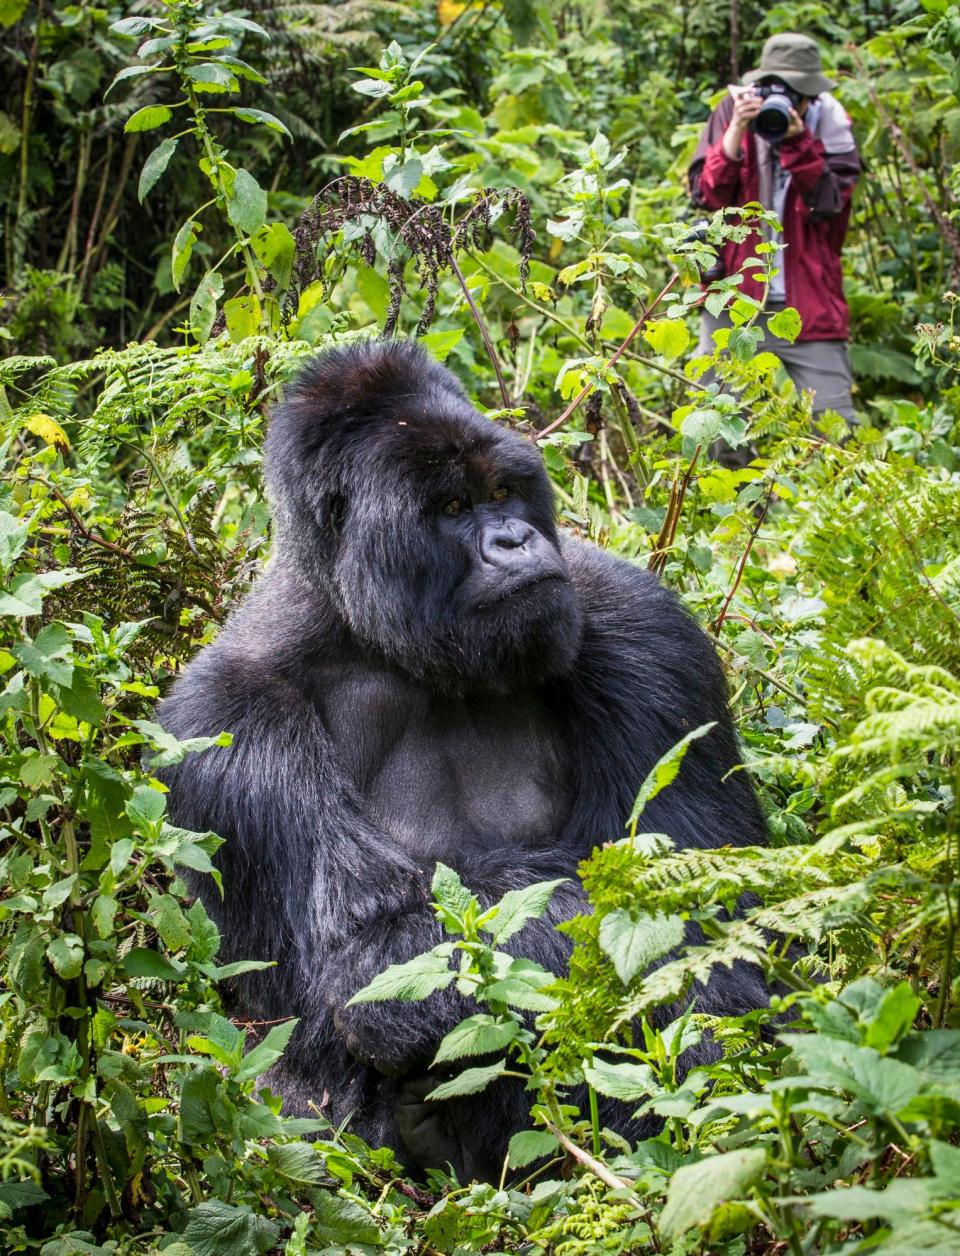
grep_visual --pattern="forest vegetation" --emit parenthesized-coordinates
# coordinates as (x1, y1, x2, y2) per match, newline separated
(1, 0, 959, 1252)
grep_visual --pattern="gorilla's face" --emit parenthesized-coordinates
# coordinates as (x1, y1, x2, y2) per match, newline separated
(266, 343, 584, 691)
(334, 408, 584, 691)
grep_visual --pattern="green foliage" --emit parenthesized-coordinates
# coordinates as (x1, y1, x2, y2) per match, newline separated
(1, 1, 959, 1252)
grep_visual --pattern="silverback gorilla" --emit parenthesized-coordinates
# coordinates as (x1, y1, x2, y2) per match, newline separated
(158, 340, 768, 1181)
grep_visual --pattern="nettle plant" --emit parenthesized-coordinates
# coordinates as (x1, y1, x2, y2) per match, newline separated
(108, 0, 295, 342)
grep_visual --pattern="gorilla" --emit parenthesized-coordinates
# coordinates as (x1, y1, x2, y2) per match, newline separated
(158, 339, 768, 1181)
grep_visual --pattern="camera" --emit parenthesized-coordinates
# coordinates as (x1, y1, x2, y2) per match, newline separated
(750, 80, 802, 142)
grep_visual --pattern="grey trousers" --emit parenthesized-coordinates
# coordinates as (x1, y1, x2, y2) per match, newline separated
(698, 303, 855, 422)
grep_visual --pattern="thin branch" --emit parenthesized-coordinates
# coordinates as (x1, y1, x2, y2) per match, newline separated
(712, 486, 773, 635)
(544, 1123, 636, 1195)
(648, 444, 701, 575)
(536, 272, 681, 442)
(449, 251, 511, 407)
(30, 478, 134, 559)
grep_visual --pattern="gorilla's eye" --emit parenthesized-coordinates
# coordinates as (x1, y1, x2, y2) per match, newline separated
(491, 485, 510, 504)
(443, 499, 463, 516)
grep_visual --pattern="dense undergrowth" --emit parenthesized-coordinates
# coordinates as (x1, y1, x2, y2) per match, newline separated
(1, 0, 959, 1252)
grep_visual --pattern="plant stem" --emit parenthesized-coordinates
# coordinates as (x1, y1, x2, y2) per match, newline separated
(536, 272, 680, 442)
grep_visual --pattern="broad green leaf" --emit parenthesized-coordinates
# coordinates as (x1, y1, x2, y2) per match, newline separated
(109, 837, 134, 876)
(110, 15, 159, 34)
(0, 1180, 48, 1211)
(431, 862, 473, 919)
(123, 947, 182, 980)
(185, 62, 238, 93)
(190, 270, 225, 342)
(354, 263, 391, 323)
(20, 752, 59, 789)
(0, 569, 84, 617)
(352, 77, 394, 98)
(47, 934, 84, 979)
(12, 623, 73, 687)
(150, 893, 192, 952)
(105, 64, 158, 98)
(171, 219, 199, 292)
(42, 874, 77, 910)
(598, 910, 685, 985)
(483, 958, 559, 1011)
(130, 718, 231, 768)
(433, 1014, 519, 1064)
(266, 1141, 325, 1186)
(183, 1200, 279, 1256)
(232, 107, 291, 137)
(804, 1179, 933, 1222)
(419, 328, 464, 362)
(627, 723, 716, 828)
(235, 1017, 299, 1081)
(213, 14, 270, 38)
(643, 318, 690, 360)
(138, 138, 178, 203)
(226, 169, 268, 235)
(508, 1129, 560, 1168)
(481, 878, 566, 945)
(384, 156, 423, 198)
(767, 306, 802, 343)
(679, 406, 722, 446)
(179, 1065, 221, 1144)
(427, 1058, 507, 1101)
(250, 222, 294, 289)
(91, 894, 119, 938)
(347, 944, 455, 1003)
(223, 294, 261, 343)
(659, 1149, 768, 1241)
(55, 667, 106, 725)
(0, 511, 29, 571)
(310, 1194, 381, 1248)
(0, 0, 29, 23)
(583, 1056, 655, 1102)
(727, 325, 764, 362)
(864, 982, 922, 1053)
(126, 784, 166, 830)
(124, 105, 172, 134)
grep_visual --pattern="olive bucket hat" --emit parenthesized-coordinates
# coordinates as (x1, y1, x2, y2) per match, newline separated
(743, 33, 836, 96)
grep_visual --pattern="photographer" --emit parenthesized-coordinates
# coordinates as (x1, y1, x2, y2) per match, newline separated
(689, 33, 861, 423)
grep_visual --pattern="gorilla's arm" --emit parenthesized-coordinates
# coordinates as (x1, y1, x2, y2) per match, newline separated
(158, 655, 586, 1080)
(563, 539, 768, 854)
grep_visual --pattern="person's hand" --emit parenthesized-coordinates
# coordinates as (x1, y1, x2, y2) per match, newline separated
(784, 107, 806, 140)
(723, 89, 762, 158)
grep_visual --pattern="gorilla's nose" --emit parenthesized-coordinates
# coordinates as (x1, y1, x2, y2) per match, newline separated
(479, 519, 536, 567)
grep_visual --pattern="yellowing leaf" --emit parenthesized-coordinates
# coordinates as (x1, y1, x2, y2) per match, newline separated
(23, 413, 69, 453)
(642, 318, 690, 361)
(438, 0, 467, 24)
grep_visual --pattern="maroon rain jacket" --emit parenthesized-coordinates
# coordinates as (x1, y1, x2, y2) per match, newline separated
(689, 95, 861, 342)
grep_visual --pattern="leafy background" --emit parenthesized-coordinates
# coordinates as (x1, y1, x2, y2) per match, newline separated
(1, 0, 959, 1253)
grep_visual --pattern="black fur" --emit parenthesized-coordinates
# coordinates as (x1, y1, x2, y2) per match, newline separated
(158, 340, 768, 1181)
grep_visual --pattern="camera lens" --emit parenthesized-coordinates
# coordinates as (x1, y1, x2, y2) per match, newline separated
(752, 92, 792, 141)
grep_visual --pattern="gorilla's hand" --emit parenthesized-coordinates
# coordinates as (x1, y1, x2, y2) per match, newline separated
(394, 1073, 504, 1183)
(332, 1003, 426, 1077)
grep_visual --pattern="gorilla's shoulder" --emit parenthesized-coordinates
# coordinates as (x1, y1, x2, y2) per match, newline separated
(561, 535, 707, 646)
(560, 535, 732, 732)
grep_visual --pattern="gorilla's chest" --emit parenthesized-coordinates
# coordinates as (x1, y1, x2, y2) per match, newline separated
(315, 664, 573, 856)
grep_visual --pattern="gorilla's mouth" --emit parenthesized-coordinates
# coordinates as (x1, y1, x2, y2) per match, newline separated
(474, 571, 569, 610)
